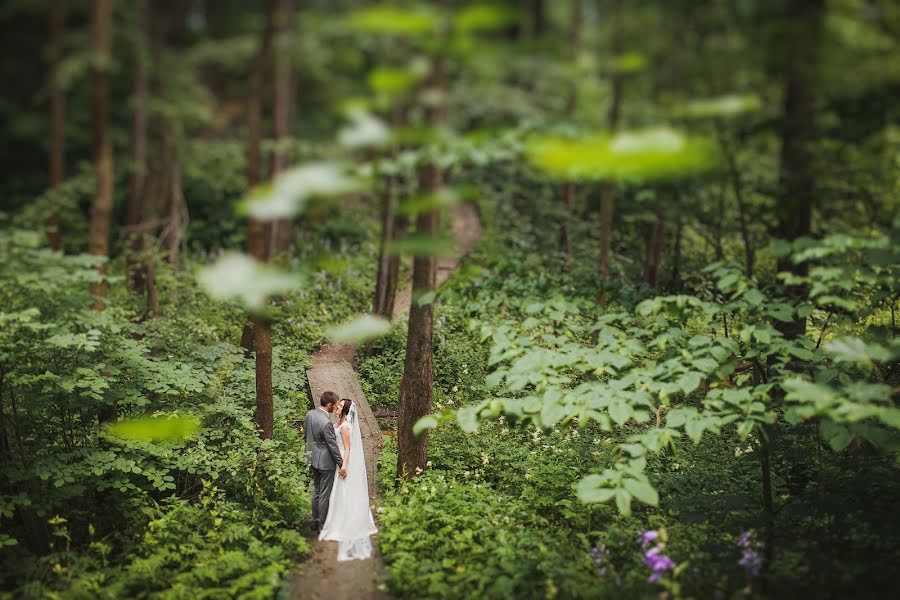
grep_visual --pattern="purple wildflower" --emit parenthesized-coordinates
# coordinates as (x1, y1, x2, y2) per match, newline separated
(736, 529, 764, 577)
(639, 530, 659, 548)
(637, 530, 676, 584)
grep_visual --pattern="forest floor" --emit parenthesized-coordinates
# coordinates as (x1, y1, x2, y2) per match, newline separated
(287, 202, 483, 599)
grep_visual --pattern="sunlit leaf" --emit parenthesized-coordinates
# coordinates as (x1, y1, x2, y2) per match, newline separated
(413, 415, 439, 436)
(106, 415, 200, 443)
(454, 3, 518, 33)
(386, 234, 455, 257)
(347, 6, 438, 36)
(396, 188, 459, 216)
(577, 474, 615, 503)
(327, 314, 392, 343)
(614, 51, 647, 74)
(623, 477, 659, 506)
(677, 94, 761, 120)
(367, 67, 420, 96)
(527, 127, 719, 183)
(198, 253, 301, 310)
(243, 162, 360, 221)
(338, 109, 390, 149)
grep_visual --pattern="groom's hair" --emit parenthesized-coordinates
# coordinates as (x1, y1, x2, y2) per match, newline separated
(320, 391, 339, 407)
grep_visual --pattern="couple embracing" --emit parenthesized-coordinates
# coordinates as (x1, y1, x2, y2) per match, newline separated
(303, 390, 378, 561)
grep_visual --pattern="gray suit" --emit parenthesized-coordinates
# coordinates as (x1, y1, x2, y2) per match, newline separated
(303, 407, 343, 526)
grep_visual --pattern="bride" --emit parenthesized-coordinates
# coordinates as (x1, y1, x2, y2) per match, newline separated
(319, 398, 378, 560)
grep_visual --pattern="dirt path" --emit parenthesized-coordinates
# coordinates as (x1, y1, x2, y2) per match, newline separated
(288, 203, 482, 599)
(288, 362, 385, 599)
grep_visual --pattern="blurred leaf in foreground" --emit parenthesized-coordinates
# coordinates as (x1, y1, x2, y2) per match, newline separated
(338, 109, 390, 150)
(397, 188, 459, 216)
(527, 127, 719, 183)
(327, 314, 392, 343)
(347, 6, 438, 36)
(387, 234, 455, 257)
(677, 94, 762, 120)
(243, 162, 360, 221)
(107, 415, 200, 443)
(198, 253, 301, 310)
(454, 3, 519, 33)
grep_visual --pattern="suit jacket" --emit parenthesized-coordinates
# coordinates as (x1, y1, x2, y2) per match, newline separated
(304, 408, 343, 470)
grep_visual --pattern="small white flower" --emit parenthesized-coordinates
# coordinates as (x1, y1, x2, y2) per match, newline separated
(426, 460, 432, 467)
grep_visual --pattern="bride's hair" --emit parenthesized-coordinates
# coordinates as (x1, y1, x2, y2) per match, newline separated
(338, 398, 352, 421)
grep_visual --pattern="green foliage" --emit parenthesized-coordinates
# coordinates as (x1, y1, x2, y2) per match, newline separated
(526, 128, 720, 183)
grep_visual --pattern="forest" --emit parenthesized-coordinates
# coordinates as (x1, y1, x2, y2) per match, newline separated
(1, 0, 898, 598)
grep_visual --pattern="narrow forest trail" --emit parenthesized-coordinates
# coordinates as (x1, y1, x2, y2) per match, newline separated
(287, 202, 482, 599)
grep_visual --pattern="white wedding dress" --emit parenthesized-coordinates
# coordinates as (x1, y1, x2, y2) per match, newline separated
(318, 404, 378, 560)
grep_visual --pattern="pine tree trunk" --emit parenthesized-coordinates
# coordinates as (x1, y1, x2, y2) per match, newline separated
(127, 0, 150, 293)
(48, 1, 65, 251)
(396, 43, 445, 479)
(88, 0, 113, 310)
(396, 167, 439, 479)
(559, 0, 582, 269)
(246, 3, 275, 440)
(775, 0, 825, 340)
(373, 174, 397, 318)
(597, 0, 624, 303)
(643, 205, 667, 287)
(268, 0, 294, 259)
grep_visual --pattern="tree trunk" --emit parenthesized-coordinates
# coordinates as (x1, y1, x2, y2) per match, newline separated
(88, 0, 113, 310)
(164, 161, 184, 267)
(385, 211, 407, 319)
(268, 0, 295, 259)
(127, 0, 150, 293)
(775, 0, 824, 340)
(48, 1, 65, 251)
(559, 0, 582, 269)
(253, 317, 274, 439)
(669, 214, 683, 290)
(396, 43, 445, 479)
(373, 174, 398, 318)
(246, 4, 276, 440)
(643, 205, 667, 287)
(396, 166, 440, 479)
(597, 0, 624, 303)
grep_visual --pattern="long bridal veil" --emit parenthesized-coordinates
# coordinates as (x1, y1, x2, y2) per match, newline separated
(318, 403, 378, 561)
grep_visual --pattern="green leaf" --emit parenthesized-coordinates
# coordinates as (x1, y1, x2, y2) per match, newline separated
(413, 415, 438, 436)
(416, 290, 438, 307)
(454, 3, 519, 33)
(327, 314, 392, 343)
(526, 127, 719, 183)
(386, 235, 455, 257)
(367, 67, 419, 96)
(347, 6, 438, 36)
(623, 477, 659, 506)
(685, 416, 706, 443)
(737, 421, 754, 440)
(677, 94, 761, 120)
(576, 475, 616, 503)
(198, 253, 301, 310)
(826, 337, 892, 367)
(615, 488, 633, 516)
(608, 401, 631, 426)
(106, 415, 200, 443)
(821, 419, 853, 452)
(678, 372, 702, 395)
(456, 406, 480, 433)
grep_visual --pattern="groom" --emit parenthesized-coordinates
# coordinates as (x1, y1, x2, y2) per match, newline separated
(304, 391, 345, 533)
